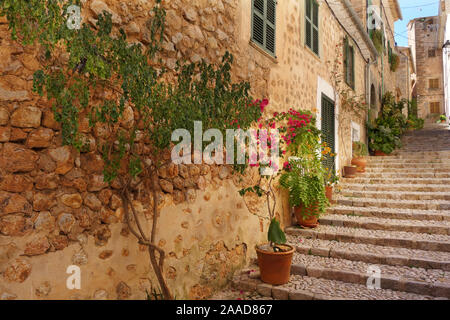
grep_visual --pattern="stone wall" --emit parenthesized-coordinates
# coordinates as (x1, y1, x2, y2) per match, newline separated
(0, 0, 373, 300)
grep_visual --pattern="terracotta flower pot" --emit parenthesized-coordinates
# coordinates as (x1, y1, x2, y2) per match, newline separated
(325, 186, 333, 203)
(294, 204, 319, 228)
(441, 120, 447, 123)
(344, 166, 357, 178)
(374, 150, 387, 156)
(255, 244, 295, 285)
(351, 157, 367, 173)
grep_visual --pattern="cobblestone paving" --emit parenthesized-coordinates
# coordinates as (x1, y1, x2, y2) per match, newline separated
(220, 123, 450, 300)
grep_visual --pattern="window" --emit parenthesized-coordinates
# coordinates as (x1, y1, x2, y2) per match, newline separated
(351, 122, 361, 142)
(251, 0, 277, 56)
(429, 79, 439, 89)
(428, 49, 436, 57)
(430, 102, 440, 114)
(305, 0, 319, 55)
(344, 37, 355, 89)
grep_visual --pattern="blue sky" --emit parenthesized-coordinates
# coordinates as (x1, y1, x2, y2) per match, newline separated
(394, 0, 440, 47)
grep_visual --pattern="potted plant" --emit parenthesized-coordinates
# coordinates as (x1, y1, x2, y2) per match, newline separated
(280, 156, 329, 228)
(324, 165, 339, 203)
(368, 124, 401, 156)
(351, 141, 368, 172)
(439, 115, 447, 123)
(238, 105, 319, 285)
(321, 145, 338, 203)
(240, 179, 294, 286)
(343, 165, 358, 178)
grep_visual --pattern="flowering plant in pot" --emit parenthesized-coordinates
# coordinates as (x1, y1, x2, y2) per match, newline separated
(280, 157, 329, 228)
(321, 143, 338, 202)
(324, 164, 339, 203)
(239, 106, 320, 285)
(278, 116, 329, 229)
(351, 141, 368, 172)
(439, 115, 447, 123)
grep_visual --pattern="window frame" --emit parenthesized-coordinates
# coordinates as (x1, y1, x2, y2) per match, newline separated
(430, 102, 440, 114)
(251, 0, 277, 57)
(429, 78, 439, 89)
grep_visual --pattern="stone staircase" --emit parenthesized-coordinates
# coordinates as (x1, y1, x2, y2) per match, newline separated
(216, 123, 450, 300)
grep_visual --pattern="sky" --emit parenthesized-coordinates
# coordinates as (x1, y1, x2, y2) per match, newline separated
(394, 0, 440, 47)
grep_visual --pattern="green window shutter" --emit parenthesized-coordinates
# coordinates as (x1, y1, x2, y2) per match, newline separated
(312, 0, 319, 54)
(252, 0, 276, 55)
(344, 37, 349, 84)
(344, 37, 355, 89)
(305, 0, 312, 49)
(266, 0, 276, 54)
(252, 0, 265, 46)
(305, 0, 319, 55)
(321, 95, 336, 171)
(350, 45, 355, 89)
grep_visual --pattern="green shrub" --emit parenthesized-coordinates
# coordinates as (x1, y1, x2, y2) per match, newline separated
(371, 30, 384, 54)
(352, 141, 369, 157)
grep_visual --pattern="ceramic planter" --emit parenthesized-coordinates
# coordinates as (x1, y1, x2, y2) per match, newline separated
(255, 244, 295, 285)
(344, 166, 357, 178)
(374, 150, 388, 156)
(294, 204, 319, 228)
(351, 157, 367, 173)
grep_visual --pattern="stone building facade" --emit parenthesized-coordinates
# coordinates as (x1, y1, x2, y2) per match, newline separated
(396, 46, 416, 105)
(409, 16, 446, 119)
(0, 0, 401, 300)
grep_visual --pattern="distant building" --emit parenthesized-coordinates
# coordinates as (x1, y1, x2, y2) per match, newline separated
(441, 0, 450, 119)
(395, 46, 416, 106)
(408, 1, 449, 120)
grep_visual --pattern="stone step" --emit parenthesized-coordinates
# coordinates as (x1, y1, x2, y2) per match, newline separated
(286, 226, 450, 252)
(336, 197, 450, 211)
(339, 190, 450, 201)
(232, 269, 443, 300)
(365, 163, 450, 169)
(341, 177, 450, 185)
(328, 205, 450, 222)
(289, 253, 450, 298)
(393, 151, 450, 157)
(355, 173, 450, 179)
(340, 183, 450, 193)
(287, 236, 450, 271)
(364, 168, 450, 173)
(319, 214, 450, 235)
(367, 158, 448, 163)
(401, 149, 450, 152)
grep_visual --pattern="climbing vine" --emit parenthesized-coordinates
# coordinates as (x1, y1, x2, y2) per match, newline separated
(1, 0, 262, 299)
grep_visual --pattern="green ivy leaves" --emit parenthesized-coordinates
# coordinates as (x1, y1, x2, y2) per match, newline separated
(3, 2, 261, 186)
